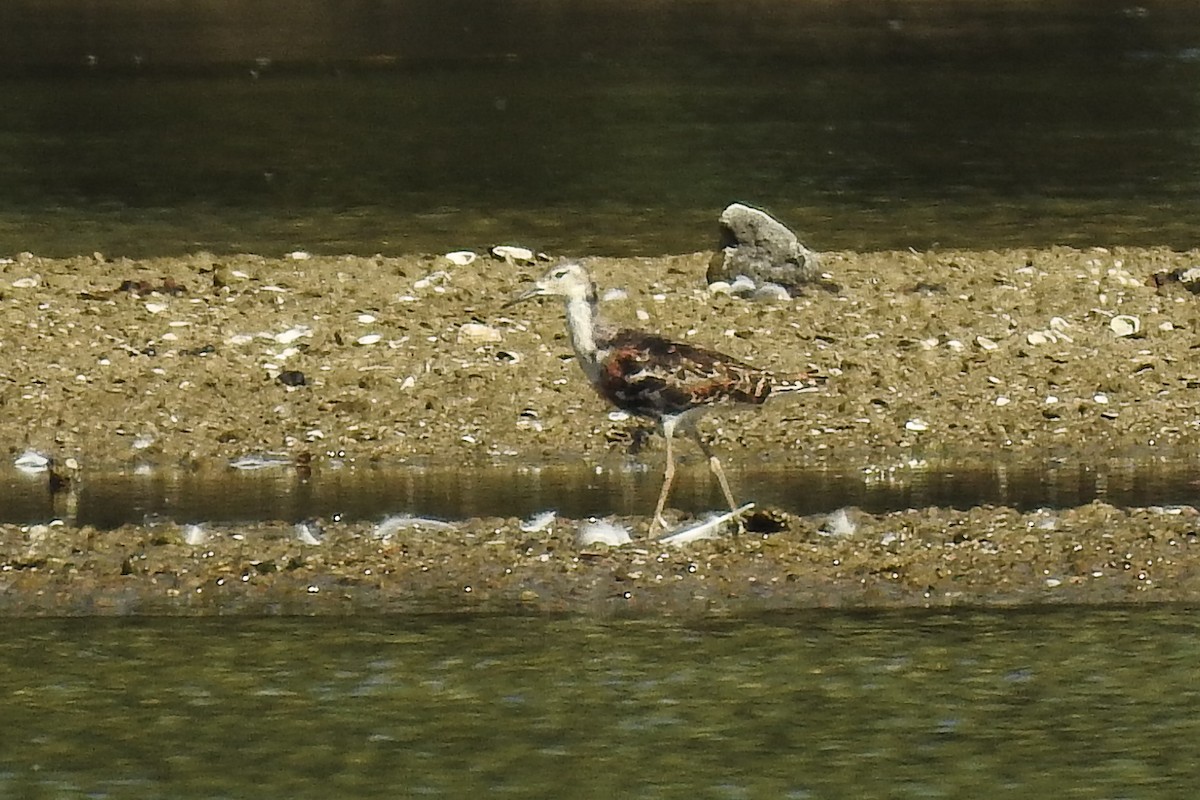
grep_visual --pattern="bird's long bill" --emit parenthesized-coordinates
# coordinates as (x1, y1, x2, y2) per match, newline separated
(502, 284, 543, 308)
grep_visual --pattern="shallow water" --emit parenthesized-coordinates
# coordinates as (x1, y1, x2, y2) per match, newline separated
(3, 458, 1200, 528)
(0, 607, 1197, 798)
(3, 0, 1200, 256)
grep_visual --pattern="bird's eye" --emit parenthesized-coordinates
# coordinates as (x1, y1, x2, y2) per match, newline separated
(552, 270, 567, 279)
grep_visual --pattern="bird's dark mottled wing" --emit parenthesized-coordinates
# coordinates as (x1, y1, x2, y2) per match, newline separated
(595, 330, 774, 418)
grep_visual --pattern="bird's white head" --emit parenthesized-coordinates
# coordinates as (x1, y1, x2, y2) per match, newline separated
(506, 261, 596, 307)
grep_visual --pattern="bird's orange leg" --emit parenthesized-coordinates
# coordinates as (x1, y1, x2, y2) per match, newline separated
(689, 430, 739, 514)
(690, 430, 747, 534)
(650, 419, 678, 534)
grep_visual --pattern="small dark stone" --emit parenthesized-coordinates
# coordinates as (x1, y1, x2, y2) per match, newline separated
(277, 370, 307, 387)
(743, 509, 789, 534)
(707, 203, 826, 291)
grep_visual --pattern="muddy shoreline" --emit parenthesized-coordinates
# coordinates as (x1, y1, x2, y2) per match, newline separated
(4, 247, 1200, 615)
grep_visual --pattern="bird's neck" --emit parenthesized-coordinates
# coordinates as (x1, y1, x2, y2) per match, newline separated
(562, 294, 604, 380)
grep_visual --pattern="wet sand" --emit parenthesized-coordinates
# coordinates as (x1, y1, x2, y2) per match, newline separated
(3, 246, 1200, 614)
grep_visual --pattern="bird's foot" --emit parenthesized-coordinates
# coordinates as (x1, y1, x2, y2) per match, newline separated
(649, 514, 672, 536)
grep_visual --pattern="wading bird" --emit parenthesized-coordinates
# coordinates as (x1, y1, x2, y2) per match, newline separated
(506, 261, 822, 534)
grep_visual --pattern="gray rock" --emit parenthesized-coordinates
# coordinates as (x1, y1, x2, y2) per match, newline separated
(707, 203, 825, 291)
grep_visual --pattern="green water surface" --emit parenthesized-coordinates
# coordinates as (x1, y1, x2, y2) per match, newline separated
(1, 608, 1197, 798)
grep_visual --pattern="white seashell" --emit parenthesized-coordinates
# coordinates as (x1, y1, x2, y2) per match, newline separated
(944, 339, 965, 352)
(607, 410, 630, 422)
(373, 514, 456, 541)
(287, 250, 311, 261)
(444, 250, 477, 266)
(274, 326, 311, 345)
(491, 245, 535, 263)
(707, 281, 734, 296)
(11, 277, 38, 289)
(144, 302, 168, 315)
(182, 524, 209, 546)
(295, 522, 323, 545)
(1110, 315, 1140, 337)
(1026, 331, 1051, 346)
(904, 418, 929, 432)
(14, 450, 49, 474)
(355, 333, 382, 346)
(995, 396, 1011, 406)
(229, 454, 291, 470)
(659, 503, 755, 546)
(457, 323, 502, 344)
(577, 518, 633, 547)
(357, 314, 377, 324)
(520, 511, 557, 533)
(1049, 316, 1071, 332)
(1093, 393, 1109, 404)
(976, 335, 999, 351)
(818, 508, 857, 537)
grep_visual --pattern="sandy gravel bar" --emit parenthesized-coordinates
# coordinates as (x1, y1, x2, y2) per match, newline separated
(3, 246, 1200, 614)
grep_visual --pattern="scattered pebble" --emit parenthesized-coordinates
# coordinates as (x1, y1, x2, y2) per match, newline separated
(276, 370, 307, 387)
(457, 323, 502, 344)
(751, 283, 791, 303)
(1110, 314, 1141, 337)
(905, 418, 929, 432)
(355, 333, 383, 346)
(413, 271, 451, 291)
